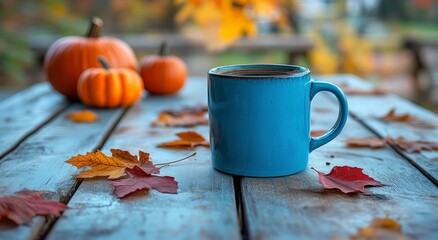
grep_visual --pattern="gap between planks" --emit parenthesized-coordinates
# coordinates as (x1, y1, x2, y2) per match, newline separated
(33, 107, 130, 240)
(321, 92, 438, 188)
(233, 176, 249, 240)
(348, 112, 438, 187)
(0, 103, 72, 161)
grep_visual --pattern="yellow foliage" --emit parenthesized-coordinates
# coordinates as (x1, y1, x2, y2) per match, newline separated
(308, 21, 374, 76)
(308, 31, 339, 74)
(175, 0, 282, 50)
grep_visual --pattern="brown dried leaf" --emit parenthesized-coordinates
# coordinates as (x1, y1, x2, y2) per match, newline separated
(381, 109, 416, 122)
(343, 88, 387, 96)
(345, 137, 387, 149)
(350, 218, 409, 240)
(158, 131, 210, 149)
(163, 105, 208, 117)
(338, 83, 387, 96)
(387, 137, 438, 153)
(67, 110, 99, 123)
(313, 107, 331, 113)
(311, 130, 327, 137)
(151, 112, 208, 127)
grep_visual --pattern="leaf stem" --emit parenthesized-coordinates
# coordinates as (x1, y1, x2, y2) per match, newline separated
(156, 152, 197, 168)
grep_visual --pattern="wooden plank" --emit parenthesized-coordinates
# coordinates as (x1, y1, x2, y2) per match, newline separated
(0, 83, 69, 159)
(0, 103, 125, 239)
(318, 74, 438, 184)
(241, 92, 438, 239)
(47, 77, 240, 240)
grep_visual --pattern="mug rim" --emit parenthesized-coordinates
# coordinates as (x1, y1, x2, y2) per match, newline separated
(208, 64, 310, 78)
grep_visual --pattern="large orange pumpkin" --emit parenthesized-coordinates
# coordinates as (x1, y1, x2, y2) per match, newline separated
(77, 57, 144, 108)
(44, 17, 138, 99)
(140, 42, 187, 94)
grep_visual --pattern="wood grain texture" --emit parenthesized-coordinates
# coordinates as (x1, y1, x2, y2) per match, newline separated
(318, 74, 438, 184)
(242, 92, 438, 239)
(48, 77, 240, 240)
(0, 104, 125, 239)
(0, 83, 69, 158)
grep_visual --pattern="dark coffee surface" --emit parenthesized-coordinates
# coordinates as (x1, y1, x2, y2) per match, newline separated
(216, 68, 302, 77)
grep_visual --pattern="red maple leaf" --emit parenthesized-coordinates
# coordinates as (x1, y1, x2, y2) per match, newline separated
(0, 190, 68, 225)
(110, 166, 178, 198)
(312, 166, 384, 194)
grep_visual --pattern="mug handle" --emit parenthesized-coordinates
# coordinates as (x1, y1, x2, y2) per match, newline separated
(309, 80, 348, 152)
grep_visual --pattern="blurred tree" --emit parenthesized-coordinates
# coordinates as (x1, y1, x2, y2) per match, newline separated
(175, 0, 290, 51)
(306, 1, 373, 76)
(0, 0, 174, 86)
(0, 0, 84, 86)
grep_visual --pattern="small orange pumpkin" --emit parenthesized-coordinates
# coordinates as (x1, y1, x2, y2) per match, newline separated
(44, 17, 138, 99)
(140, 41, 187, 94)
(77, 57, 144, 108)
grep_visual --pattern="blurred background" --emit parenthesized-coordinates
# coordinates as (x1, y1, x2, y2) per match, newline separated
(0, 0, 437, 111)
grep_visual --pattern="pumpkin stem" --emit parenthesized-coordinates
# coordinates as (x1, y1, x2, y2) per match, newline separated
(98, 56, 111, 69)
(159, 41, 168, 56)
(86, 17, 103, 38)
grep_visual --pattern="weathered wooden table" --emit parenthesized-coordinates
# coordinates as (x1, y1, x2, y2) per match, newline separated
(0, 75, 437, 239)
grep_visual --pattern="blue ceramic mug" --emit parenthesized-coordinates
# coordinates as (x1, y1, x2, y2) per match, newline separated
(208, 64, 348, 177)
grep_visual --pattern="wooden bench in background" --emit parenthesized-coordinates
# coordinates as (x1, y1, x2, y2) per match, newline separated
(28, 34, 314, 66)
(403, 36, 438, 100)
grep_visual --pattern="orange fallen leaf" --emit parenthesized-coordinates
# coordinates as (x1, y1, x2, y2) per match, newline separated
(0, 190, 68, 225)
(158, 131, 210, 149)
(387, 137, 438, 153)
(67, 110, 99, 123)
(381, 109, 416, 122)
(351, 218, 409, 240)
(66, 149, 159, 179)
(345, 137, 386, 149)
(311, 130, 327, 137)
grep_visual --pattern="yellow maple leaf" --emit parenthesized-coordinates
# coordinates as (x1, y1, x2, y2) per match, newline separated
(67, 110, 99, 123)
(66, 149, 196, 180)
(66, 149, 144, 179)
